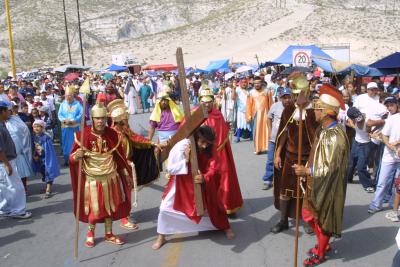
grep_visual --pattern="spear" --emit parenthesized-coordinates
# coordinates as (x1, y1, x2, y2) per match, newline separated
(293, 77, 309, 267)
(74, 78, 90, 259)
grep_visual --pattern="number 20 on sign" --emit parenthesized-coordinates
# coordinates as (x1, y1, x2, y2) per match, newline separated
(292, 50, 312, 67)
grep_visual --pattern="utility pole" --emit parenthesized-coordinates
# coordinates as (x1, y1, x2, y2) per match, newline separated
(63, 0, 72, 64)
(76, 0, 85, 66)
(5, 0, 16, 79)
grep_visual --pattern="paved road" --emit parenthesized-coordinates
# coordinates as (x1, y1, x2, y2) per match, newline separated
(0, 112, 398, 267)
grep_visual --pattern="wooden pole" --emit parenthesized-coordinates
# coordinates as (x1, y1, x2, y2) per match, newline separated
(255, 54, 260, 70)
(294, 108, 303, 267)
(5, 0, 16, 79)
(293, 88, 308, 267)
(176, 47, 204, 216)
(74, 93, 87, 259)
(62, 0, 72, 64)
(76, 0, 85, 66)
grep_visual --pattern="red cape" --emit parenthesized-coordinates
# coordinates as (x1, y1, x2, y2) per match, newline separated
(69, 126, 132, 223)
(163, 151, 229, 230)
(202, 108, 243, 214)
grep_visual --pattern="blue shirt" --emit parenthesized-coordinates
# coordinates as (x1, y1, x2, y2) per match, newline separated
(58, 99, 83, 125)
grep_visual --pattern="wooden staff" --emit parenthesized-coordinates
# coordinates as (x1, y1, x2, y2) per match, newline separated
(176, 47, 204, 216)
(294, 89, 308, 267)
(74, 80, 90, 259)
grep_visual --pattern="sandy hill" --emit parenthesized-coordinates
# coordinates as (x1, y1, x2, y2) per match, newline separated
(0, 0, 399, 71)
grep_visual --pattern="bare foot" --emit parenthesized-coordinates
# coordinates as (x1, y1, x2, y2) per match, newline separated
(224, 228, 235, 240)
(152, 235, 167, 250)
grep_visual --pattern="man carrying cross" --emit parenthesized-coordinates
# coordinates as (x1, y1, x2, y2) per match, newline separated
(152, 48, 235, 250)
(152, 125, 234, 249)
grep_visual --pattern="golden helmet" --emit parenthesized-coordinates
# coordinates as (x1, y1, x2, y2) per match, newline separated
(288, 72, 309, 94)
(107, 99, 128, 122)
(199, 88, 214, 102)
(90, 103, 107, 118)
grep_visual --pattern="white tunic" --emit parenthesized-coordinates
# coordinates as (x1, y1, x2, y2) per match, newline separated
(0, 160, 27, 216)
(220, 87, 235, 123)
(124, 79, 138, 115)
(156, 139, 216, 235)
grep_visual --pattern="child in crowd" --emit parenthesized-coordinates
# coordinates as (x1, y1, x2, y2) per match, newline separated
(32, 120, 60, 198)
(31, 107, 40, 121)
(18, 102, 34, 129)
(38, 106, 54, 138)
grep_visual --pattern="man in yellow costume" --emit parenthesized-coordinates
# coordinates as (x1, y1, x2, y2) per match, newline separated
(293, 84, 349, 266)
(148, 91, 184, 144)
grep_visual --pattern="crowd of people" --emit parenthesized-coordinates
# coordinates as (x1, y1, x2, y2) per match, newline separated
(0, 66, 400, 266)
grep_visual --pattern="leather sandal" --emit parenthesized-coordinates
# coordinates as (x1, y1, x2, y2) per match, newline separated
(303, 253, 326, 266)
(306, 244, 331, 256)
(85, 231, 95, 248)
(105, 233, 125, 245)
(120, 218, 139, 230)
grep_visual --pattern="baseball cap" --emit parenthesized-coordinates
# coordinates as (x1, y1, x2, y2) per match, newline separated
(367, 82, 378, 90)
(384, 96, 398, 105)
(347, 106, 363, 122)
(279, 87, 292, 96)
(0, 100, 10, 109)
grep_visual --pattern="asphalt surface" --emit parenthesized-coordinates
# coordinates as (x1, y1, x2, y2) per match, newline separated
(0, 112, 398, 267)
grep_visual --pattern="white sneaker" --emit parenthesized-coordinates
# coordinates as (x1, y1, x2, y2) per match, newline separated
(11, 211, 32, 219)
(385, 211, 399, 222)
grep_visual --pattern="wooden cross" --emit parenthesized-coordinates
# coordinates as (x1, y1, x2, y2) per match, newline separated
(159, 48, 206, 216)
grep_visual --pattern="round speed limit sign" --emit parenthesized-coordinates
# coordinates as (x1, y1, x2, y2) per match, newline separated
(293, 50, 311, 67)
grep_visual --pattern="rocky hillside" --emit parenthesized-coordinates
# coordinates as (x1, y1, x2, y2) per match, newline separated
(0, 0, 399, 71)
(0, 0, 236, 68)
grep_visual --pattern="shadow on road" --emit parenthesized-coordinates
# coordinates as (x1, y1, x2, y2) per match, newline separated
(329, 226, 398, 262)
(131, 206, 160, 224)
(0, 198, 73, 230)
(342, 204, 373, 230)
(0, 230, 36, 248)
(26, 183, 72, 199)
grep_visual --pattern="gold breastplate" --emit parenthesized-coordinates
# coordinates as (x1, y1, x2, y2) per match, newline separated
(83, 151, 117, 177)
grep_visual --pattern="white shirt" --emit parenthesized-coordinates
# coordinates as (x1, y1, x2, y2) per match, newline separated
(381, 113, 400, 163)
(353, 93, 386, 118)
(40, 98, 55, 112)
(354, 120, 370, 144)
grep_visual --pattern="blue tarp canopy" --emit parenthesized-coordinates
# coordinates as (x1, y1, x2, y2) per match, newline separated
(107, 64, 128, 72)
(260, 61, 280, 68)
(311, 57, 334, 72)
(338, 65, 388, 77)
(370, 52, 400, 69)
(192, 68, 208, 74)
(272, 45, 332, 64)
(369, 52, 400, 75)
(312, 56, 389, 77)
(204, 59, 229, 72)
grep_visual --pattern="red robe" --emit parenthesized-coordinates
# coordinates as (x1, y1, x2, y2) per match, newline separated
(202, 107, 243, 214)
(69, 126, 132, 224)
(162, 150, 229, 230)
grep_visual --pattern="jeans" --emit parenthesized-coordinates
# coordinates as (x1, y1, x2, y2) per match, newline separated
(262, 141, 275, 184)
(346, 140, 374, 188)
(369, 162, 400, 210)
(369, 142, 385, 182)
